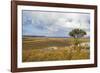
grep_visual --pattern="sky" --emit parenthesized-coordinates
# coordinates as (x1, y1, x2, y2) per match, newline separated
(22, 10, 90, 37)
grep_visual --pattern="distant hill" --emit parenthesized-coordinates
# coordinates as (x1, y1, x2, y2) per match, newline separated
(23, 35, 90, 38)
(23, 35, 46, 37)
(22, 35, 69, 38)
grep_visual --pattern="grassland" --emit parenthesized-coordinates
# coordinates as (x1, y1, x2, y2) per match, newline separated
(22, 37, 90, 62)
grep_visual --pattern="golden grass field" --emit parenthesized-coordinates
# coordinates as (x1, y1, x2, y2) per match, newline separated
(22, 37, 90, 62)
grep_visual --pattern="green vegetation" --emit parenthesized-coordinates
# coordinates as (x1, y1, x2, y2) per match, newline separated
(69, 29, 86, 38)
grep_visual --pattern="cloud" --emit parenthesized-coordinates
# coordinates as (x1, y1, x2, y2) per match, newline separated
(22, 10, 90, 37)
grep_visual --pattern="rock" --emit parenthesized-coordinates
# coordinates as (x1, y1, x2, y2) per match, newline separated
(45, 46, 58, 50)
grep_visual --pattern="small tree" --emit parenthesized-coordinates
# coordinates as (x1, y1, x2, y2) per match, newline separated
(69, 28, 86, 51)
(69, 29, 86, 38)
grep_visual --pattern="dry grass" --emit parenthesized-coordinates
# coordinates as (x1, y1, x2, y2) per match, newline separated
(22, 37, 90, 62)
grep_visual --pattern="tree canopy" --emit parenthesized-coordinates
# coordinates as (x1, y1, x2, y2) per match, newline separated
(69, 28, 86, 38)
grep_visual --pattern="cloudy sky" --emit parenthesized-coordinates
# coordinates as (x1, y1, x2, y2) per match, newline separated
(22, 10, 90, 37)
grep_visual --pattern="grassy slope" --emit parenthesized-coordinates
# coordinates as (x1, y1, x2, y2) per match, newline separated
(22, 37, 90, 62)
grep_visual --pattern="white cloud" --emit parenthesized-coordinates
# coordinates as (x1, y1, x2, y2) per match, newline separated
(23, 10, 90, 37)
